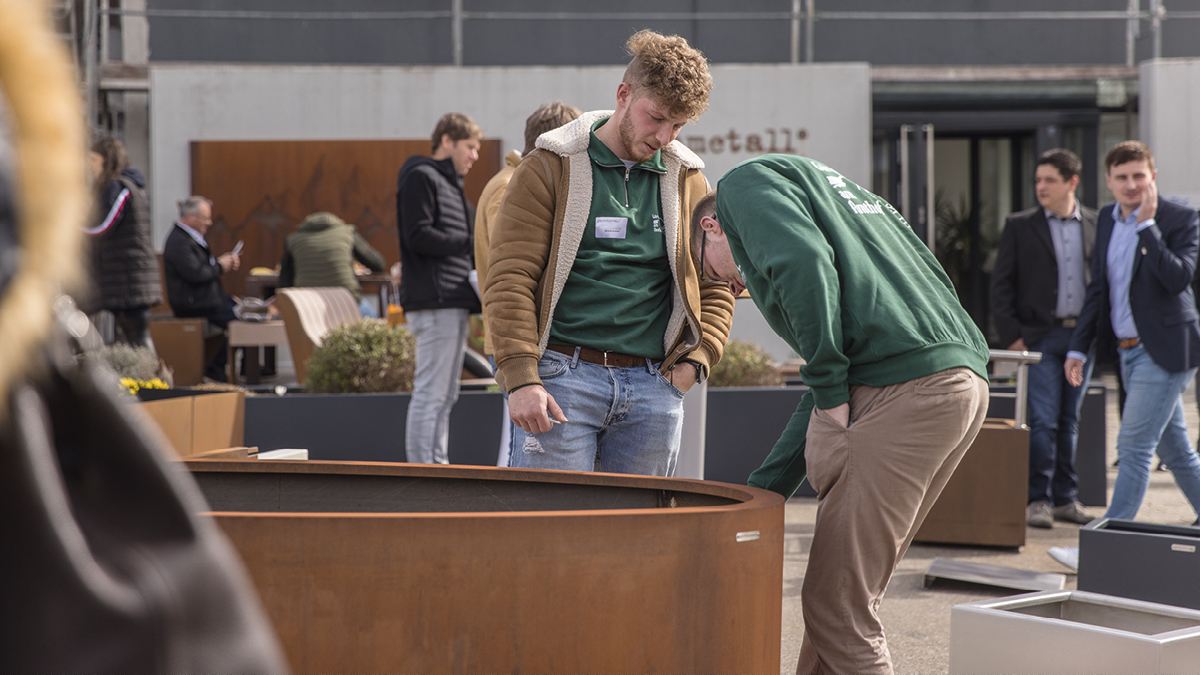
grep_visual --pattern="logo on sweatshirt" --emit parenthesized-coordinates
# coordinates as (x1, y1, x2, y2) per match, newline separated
(652, 214, 663, 233)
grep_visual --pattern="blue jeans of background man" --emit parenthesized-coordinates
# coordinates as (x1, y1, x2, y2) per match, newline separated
(1104, 343, 1200, 520)
(1026, 325, 1093, 506)
(358, 297, 378, 319)
(405, 308, 469, 464)
(508, 348, 685, 476)
(488, 354, 514, 467)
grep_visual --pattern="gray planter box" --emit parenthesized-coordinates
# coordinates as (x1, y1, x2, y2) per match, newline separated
(703, 386, 816, 494)
(1079, 518, 1200, 610)
(988, 383, 1107, 507)
(950, 590, 1200, 674)
(244, 391, 504, 465)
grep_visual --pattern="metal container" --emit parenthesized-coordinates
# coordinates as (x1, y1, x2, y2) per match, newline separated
(950, 590, 1200, 674)
(1079, 517, 1200, 610)
(186, 460, 784, 674)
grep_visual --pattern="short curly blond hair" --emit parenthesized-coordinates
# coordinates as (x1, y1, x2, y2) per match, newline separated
(622, 30, 711, 121)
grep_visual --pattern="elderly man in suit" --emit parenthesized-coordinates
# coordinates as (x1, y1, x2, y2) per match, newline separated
(991, 148, 1099, 529)
(1050, 141, 1200, 569)
(162, 195, 239, 382)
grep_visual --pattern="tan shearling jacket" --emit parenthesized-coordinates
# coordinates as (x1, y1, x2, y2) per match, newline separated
(483, 110, 735, 393)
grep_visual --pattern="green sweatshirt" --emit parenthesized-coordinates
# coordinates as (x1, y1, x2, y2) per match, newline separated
(716, 155, 989, 498)
(549, 118, 672, 358)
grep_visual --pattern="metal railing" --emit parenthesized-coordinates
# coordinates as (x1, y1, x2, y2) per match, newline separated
(990, 349, 1044, 429)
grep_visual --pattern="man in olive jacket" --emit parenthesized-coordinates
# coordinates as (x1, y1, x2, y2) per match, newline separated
(693, 155, 989, 675)
(279, 211, 386, 317)
(484, 30, 734, 476)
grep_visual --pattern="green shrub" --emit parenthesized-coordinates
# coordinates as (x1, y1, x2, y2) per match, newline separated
(708, 339, 782, 388)
(306, 320, 416, 393)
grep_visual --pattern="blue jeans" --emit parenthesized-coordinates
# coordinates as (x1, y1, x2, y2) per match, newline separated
(405, 308, 469, 464)
(508, 349, 685, 476)
(1026, 325, 1093, 505)
(1105, 343, 1200, 520)
(358, 297, 378, 319)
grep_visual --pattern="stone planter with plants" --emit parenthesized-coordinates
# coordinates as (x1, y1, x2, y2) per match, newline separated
(245, 320, 503, 465)
(85, 343, 173, 398)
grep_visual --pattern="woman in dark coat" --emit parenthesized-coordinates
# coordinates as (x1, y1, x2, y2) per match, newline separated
(85, 137, 161, 350)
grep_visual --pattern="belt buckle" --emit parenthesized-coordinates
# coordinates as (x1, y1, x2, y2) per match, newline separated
(1062, 317, 1077, 329)
(601, 350, 609, 367)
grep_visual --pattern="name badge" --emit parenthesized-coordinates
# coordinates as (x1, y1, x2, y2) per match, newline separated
(596, 217, 628, 239)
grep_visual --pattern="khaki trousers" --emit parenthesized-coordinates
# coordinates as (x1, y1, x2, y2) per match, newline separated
(796, 367, 988, 675)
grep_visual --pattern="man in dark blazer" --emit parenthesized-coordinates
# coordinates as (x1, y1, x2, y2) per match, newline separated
(1050, 142, 1200, 569)
(992, 149, 1098, 529)
(162, 195, 239, 381)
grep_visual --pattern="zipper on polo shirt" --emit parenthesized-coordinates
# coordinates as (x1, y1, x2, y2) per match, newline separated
(592, 157, 666, 209)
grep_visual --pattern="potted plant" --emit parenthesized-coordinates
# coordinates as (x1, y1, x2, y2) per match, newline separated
(84, 343, 173, 398)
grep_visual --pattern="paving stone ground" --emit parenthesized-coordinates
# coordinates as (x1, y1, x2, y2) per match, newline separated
(777, 371, 1200, 674)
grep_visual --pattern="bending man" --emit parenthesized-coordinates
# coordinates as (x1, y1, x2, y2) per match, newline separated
(693, 154, 989, 675)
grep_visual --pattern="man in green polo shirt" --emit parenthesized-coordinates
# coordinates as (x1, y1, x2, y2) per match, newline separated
(691, 154, 990, 675)
(483, 30, 734, 475)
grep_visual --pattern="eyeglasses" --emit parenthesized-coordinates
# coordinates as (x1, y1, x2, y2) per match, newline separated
(698, 232, 722, 284)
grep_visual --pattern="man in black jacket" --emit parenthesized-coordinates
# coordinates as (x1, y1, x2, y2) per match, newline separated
(397, 113, 483, 463)
(992, 148, 1099, 529)
(163, 196, 239, 382)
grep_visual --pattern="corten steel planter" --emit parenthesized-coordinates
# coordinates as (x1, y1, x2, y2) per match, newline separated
(950, 590, 1200, 674)
(185, 460, 785, 674)
(1079, 518, 1200, 610)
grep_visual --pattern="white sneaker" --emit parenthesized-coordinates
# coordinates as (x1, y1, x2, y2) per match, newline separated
(1048, 546, 1079, 571)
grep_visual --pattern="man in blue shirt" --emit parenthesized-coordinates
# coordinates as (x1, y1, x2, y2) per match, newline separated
(992, 149, 1098, 529)
(1051, 141, 1200, 569)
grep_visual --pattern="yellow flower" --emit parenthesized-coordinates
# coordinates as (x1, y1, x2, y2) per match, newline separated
(119, 378, 169, 396)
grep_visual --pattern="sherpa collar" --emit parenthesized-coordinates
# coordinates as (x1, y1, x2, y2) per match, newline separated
(536, 109, 704, 170)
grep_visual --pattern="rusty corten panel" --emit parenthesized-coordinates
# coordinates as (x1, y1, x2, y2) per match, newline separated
(189, 140, 502, 296)
(187, 461, 784, 674)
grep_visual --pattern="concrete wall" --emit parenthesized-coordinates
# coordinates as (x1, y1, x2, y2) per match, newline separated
(148, 62, 871, 246)
(1140, 58, 1200, 209)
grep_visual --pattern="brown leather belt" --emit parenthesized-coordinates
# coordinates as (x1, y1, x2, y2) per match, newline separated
(1119, 337, 1140, 349)
(547, 344, 647, 368)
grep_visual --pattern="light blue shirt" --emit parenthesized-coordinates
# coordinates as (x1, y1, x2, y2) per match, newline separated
(1068, 204, 1157, 363)
(1045, 205, 1086, 318)
(1106, 203, 1155, 340)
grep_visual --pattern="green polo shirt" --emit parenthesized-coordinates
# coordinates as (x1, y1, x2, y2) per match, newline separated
(548, 117, 672, 359)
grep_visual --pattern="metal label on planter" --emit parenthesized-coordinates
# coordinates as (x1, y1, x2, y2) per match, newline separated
(736, 531, 761, 542)
(1173, 544, 1197, 553)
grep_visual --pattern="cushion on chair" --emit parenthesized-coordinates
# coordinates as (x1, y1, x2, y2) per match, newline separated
(274, 287, 361, 385)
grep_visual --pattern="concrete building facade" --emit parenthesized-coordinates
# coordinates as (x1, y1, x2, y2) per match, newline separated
(80, 0, 1200, 347)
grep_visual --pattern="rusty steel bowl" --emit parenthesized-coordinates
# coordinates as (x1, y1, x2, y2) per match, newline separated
(185, 460, 784, 674)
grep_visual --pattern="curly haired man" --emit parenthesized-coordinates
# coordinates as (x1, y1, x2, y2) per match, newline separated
(483, 30, 734, 475)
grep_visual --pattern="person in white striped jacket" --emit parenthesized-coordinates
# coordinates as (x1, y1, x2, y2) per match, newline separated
(84, 137, 161, 350)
